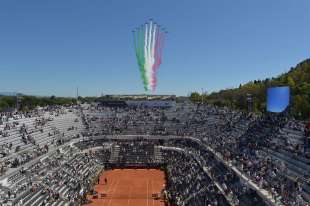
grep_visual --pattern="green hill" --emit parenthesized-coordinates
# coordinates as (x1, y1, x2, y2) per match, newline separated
(190, 59, 310, 120)
(0, 95, 77, 112)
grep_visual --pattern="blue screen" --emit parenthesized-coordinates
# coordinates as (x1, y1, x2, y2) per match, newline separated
(267, 86, 290, 113)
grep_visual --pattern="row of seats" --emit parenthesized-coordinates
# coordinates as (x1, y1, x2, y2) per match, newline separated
(83, 102, 310, 205)
(0, 106, 85, 176)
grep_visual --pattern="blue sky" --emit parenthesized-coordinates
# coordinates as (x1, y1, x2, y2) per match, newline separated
(0, 0, 309, 97)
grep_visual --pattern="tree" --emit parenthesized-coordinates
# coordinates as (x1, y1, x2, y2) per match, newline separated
(190, 92, 201, 102)
(0, 100, 9, 111)
(286, 76, 295, 88)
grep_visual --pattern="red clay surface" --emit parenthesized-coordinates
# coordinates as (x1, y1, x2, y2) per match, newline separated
(85, 169, 166, 206)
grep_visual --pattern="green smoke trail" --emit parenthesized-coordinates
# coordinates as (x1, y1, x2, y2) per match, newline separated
(133, 27, 147, 91)
(138, 26, 148, 91)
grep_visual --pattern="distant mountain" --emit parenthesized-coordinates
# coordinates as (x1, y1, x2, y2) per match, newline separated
(0, 92, 24, 96)
(190, 58, 310, 120)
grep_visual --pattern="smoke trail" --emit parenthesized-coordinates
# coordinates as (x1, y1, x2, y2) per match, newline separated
(150, 23, 157, 90)
(133, 19, 166, 92)
(151, 24, 158, 91)
(146, 22, 154, 91)
(134, 26, 147, 91)
(138, 26, 147, 90)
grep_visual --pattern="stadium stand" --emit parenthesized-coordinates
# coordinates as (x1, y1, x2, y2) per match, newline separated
(0, 102, 309, 206)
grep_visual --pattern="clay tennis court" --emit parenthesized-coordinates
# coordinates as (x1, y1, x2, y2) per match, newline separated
(85, 169, 167, 206)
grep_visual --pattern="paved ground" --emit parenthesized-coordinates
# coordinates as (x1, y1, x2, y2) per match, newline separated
(85, 169, 166, 206)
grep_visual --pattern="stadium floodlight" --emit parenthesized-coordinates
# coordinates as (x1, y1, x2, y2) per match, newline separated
(267, 86, 290, 113)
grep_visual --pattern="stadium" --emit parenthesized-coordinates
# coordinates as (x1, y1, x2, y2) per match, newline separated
(0, 97, 309, 206)
(1, 1, 310, 206)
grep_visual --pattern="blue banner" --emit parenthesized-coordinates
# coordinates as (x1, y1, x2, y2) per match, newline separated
(267, 86, 290, 113)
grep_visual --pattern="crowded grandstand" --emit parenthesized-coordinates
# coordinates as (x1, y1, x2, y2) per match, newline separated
(0, 100, 308, 206)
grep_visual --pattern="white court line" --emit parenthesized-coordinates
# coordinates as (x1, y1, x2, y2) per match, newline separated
(107, 180, 120, 206)
(150, 179, 155, 206)
(147, 179, 149, 206)
(102, 178, 117, 206)
(127, 185, 132, 206)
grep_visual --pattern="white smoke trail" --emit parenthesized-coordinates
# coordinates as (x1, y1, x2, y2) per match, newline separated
(144, 21, 153, 91)
(143, 24, 150, 90)
(150, 23, 157, 89)
(144, 23, 148, 62)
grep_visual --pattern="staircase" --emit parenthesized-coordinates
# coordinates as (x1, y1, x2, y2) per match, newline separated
(154, 147, 163, 163)
(109, 145, 120, 163)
